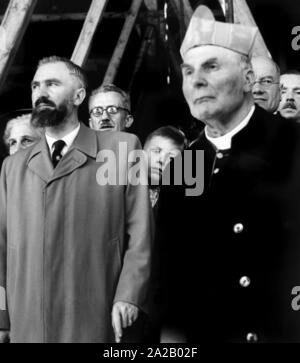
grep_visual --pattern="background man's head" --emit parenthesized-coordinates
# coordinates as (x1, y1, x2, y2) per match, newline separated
(251, 56, 281, 113)
(180, 6, 257, 127)
(31, 56, 87, 129)
(88, 84, 133, 132)
(144, 126, 186, 185)
(278, 70, 300, 123)
(3, 113, 43, 155)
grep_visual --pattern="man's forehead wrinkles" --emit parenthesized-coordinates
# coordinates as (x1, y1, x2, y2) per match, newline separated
(184, 54, 222, 67)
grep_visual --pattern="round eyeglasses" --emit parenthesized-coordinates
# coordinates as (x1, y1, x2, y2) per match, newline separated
(90, 105, 130, 117)
(252, 79, 280, 88)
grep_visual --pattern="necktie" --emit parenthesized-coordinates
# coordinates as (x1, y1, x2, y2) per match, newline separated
(52, 140, 66, 168)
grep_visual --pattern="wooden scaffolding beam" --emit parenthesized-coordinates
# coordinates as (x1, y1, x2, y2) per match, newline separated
(171, 0, 193, 28)
(103, 0, 143, 84)
(71, 0, 109, 67)
(129, 25, 154, 90)
(0, 12, 127, 23)
(0, 0, 37, 92)
(144, 0, 157, 11)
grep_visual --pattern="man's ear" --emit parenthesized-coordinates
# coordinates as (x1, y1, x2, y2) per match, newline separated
(74, 87, 86, 106)
(89, 118, 93, 129)
(125, 115, 134, 128)
(244, 68, 254, 93)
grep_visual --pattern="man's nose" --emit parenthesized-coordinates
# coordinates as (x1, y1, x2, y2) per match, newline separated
(252, 82, 265, 94)
(101, 109, 110, 120)
(10, 142, 20, 155)
(32, 85, 48, 104)
(285, 91, 295, 102)
(191, 70, 208, 88)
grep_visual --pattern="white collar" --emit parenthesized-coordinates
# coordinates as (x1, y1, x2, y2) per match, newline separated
(205, 105, 255, 150)
(45, 123, 80, 156)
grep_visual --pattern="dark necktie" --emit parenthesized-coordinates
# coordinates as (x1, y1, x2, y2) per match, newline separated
(52, 140, 66, 168)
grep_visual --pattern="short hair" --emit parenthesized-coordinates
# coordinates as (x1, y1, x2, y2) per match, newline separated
(144, 126, 187, 150)
(89, 83, 131, 111)
(251, 56, 281, 79)
(281, 69, 300, 77)
(271, 59, 281, 78)
(3, 113, 43, 148)
(37, 56, 88, 89)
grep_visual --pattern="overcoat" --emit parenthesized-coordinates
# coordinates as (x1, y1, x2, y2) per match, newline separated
(158, 107, 300, 342)
(0, 123, 152, 343)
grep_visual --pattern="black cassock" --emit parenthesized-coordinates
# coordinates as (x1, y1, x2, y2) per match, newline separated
(156, 106, 300, 342)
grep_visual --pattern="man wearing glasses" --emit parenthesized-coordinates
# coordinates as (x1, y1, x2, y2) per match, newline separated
(88, 84, 134, 132)
(251, 56, 281, 113)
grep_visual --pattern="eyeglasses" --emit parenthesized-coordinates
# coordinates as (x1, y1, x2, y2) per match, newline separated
(253, 79, 280, 88)
(90, 105, 130, 117)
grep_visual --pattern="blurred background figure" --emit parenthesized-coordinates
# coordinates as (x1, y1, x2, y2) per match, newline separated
(88, 84, 134, 132)
(143, 125, 186, 208)
(278, 70, 300, 123)
(251, 56, 281, 113)
(143, 125, 186, 344)
(3, 110, 43, 155)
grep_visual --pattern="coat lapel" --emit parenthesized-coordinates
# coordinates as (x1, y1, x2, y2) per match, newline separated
(27, 137, 53, 183)
(27, 123, 98, 184)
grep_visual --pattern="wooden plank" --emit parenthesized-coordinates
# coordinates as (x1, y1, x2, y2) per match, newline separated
(182, 0, 193, 23)
(144, 0, 157, 11)
(171, 0, 192, 28)
(225, 0, 234, 23)
(218, 0, 270, 57)
(0, 0, 37, 93)
(218, 0, 226, 16)
(129, 25, 154, 90)
(103, 0, 143, 84)
(0, 12, 127, 23)
(71, 0, 109, 67)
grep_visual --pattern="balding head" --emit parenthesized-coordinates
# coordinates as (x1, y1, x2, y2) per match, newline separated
(251, 56, 281, 113)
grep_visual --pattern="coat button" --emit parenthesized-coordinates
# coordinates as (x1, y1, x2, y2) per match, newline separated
(216, 152, 223, 159)
(239, 276, 251, 287)
(233, 223, 244, 233)
(246, 332, 258, 343)
(213, 168, 220, 174)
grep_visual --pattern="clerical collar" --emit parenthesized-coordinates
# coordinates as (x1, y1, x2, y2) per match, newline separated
(46, 123, 80, 156)
(205, 105, 255, 150)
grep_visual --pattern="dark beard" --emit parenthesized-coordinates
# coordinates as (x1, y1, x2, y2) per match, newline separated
(31, 97, 68, 128)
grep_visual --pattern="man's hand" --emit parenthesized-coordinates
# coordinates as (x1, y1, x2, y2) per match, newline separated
(112, 302, 139, 343)
(0, 330, 10, 343)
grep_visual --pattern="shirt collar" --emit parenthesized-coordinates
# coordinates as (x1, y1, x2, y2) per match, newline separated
(45, 123, 80, 155)
(205, 105, 255, 150)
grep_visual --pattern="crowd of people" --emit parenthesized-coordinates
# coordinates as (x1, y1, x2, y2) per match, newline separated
(1, 4, 300, 343)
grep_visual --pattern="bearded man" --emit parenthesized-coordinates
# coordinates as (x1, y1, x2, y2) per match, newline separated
(0, 56, 152, 343)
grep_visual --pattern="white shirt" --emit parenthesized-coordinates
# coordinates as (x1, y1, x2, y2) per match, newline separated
(45, 123, 80, 156)
(205, 106, 255, 150)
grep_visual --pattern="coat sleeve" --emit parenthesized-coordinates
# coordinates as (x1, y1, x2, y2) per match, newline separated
(113, 135, 154, 312)
(0, 158, 10, 330)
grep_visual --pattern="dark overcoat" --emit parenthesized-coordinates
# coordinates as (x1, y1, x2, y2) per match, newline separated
(158, 107, 300, 342)
(0, 124, 153, 343)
